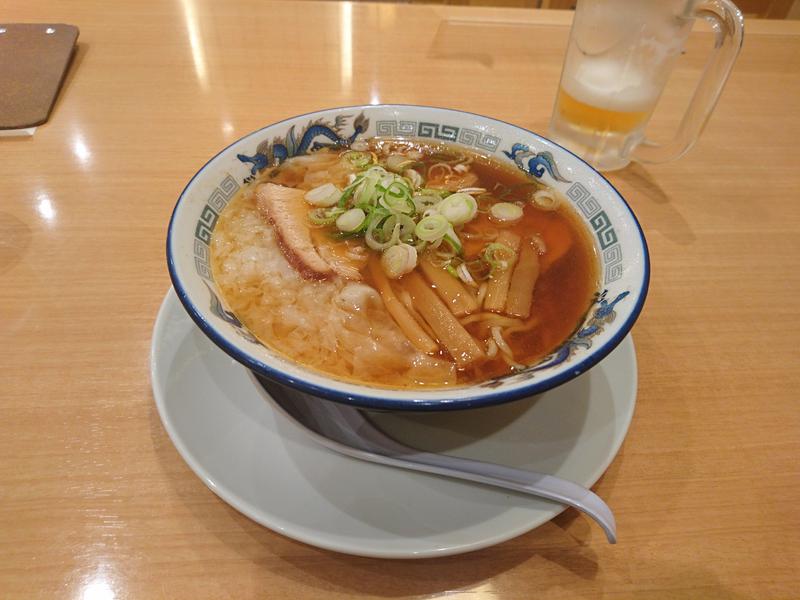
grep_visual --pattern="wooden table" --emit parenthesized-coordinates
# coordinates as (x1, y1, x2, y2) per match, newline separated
(2, 1, 798, 598)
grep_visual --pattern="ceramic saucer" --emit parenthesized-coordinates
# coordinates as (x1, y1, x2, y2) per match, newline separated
(151, 288, 637, 558)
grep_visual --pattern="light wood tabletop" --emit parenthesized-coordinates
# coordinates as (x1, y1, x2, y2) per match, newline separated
(2, 1, 799, 598)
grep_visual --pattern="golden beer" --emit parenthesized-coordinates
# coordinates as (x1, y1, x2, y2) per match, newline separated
(547, 0, 727, 171)
(556, 86, 651, 135)
(549, 0, 742, 170)
(550, 59, 659, 171)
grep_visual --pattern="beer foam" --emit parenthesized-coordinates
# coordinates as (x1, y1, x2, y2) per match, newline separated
(562, 57, 661, 113)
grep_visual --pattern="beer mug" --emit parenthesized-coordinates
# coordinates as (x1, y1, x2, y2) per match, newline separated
(548, 0, 744, 171)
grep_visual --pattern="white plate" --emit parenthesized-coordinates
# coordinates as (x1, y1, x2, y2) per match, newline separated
(151, 288, 637, 558)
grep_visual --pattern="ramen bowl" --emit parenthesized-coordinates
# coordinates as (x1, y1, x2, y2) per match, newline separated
(167, 105, 649, 410)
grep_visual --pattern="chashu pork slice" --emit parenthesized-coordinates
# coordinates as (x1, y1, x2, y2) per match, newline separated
(256, 183, 334, 280)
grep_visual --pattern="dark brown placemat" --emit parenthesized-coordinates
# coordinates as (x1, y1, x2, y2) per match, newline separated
(0, 23, 79, 130)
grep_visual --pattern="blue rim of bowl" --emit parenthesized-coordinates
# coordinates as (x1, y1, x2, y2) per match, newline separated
(167, 104, 650, 411)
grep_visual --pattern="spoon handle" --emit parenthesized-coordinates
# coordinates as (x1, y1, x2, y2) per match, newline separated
(260, 379, 617, 543)
(400, 451, 617, 543)
(327, 442, 616, 543)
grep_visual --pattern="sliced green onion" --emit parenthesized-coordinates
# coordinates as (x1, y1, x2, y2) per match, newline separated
(489, 202, 524, 223)
(436, 192, 478, 226)
(366, 221, 400, 251)
(366, 165, 389, 177)
(445, 264, 459, 278)
(442, 226, 463, 254)
(330, 230, 364, 240)
(336, 208, 367, 233)
(341, 150, 372, 169)
(363, 208, 394, 250)
(381, 243, 418, 279)
(304, 183, 341, 207)
(404, 169, 424, 190)
(483, 242, 516, 274)
(379, 181, 414, 214)
(386, 178, 411, 196)
(366, 206, 391, 227)
(338, 177, 361, 208)
(308, 207, 344, 226)
(412, 192, 441, 213)
(382, 214, 416, 242)
(415, 214, 450, 242)
(353, 172, 380, 206)
(420, 188, 451, 199)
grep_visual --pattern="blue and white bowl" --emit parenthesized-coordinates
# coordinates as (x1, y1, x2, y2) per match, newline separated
(167, 105, 649, 410)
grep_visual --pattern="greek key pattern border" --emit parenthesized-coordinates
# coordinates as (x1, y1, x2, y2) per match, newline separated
(374, 120, 501, 153)
(193, 174, 240, 280)
(566, 182, 624, 284)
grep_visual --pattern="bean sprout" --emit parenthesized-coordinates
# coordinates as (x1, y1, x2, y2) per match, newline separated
(491, 326, 513, 357)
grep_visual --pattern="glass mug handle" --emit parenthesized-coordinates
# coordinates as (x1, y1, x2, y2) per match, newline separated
(629, 0, 744, 164)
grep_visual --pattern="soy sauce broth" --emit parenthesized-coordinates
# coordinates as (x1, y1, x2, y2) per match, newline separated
(363, 140, 600, 383)
(213, 138, 599, 389)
